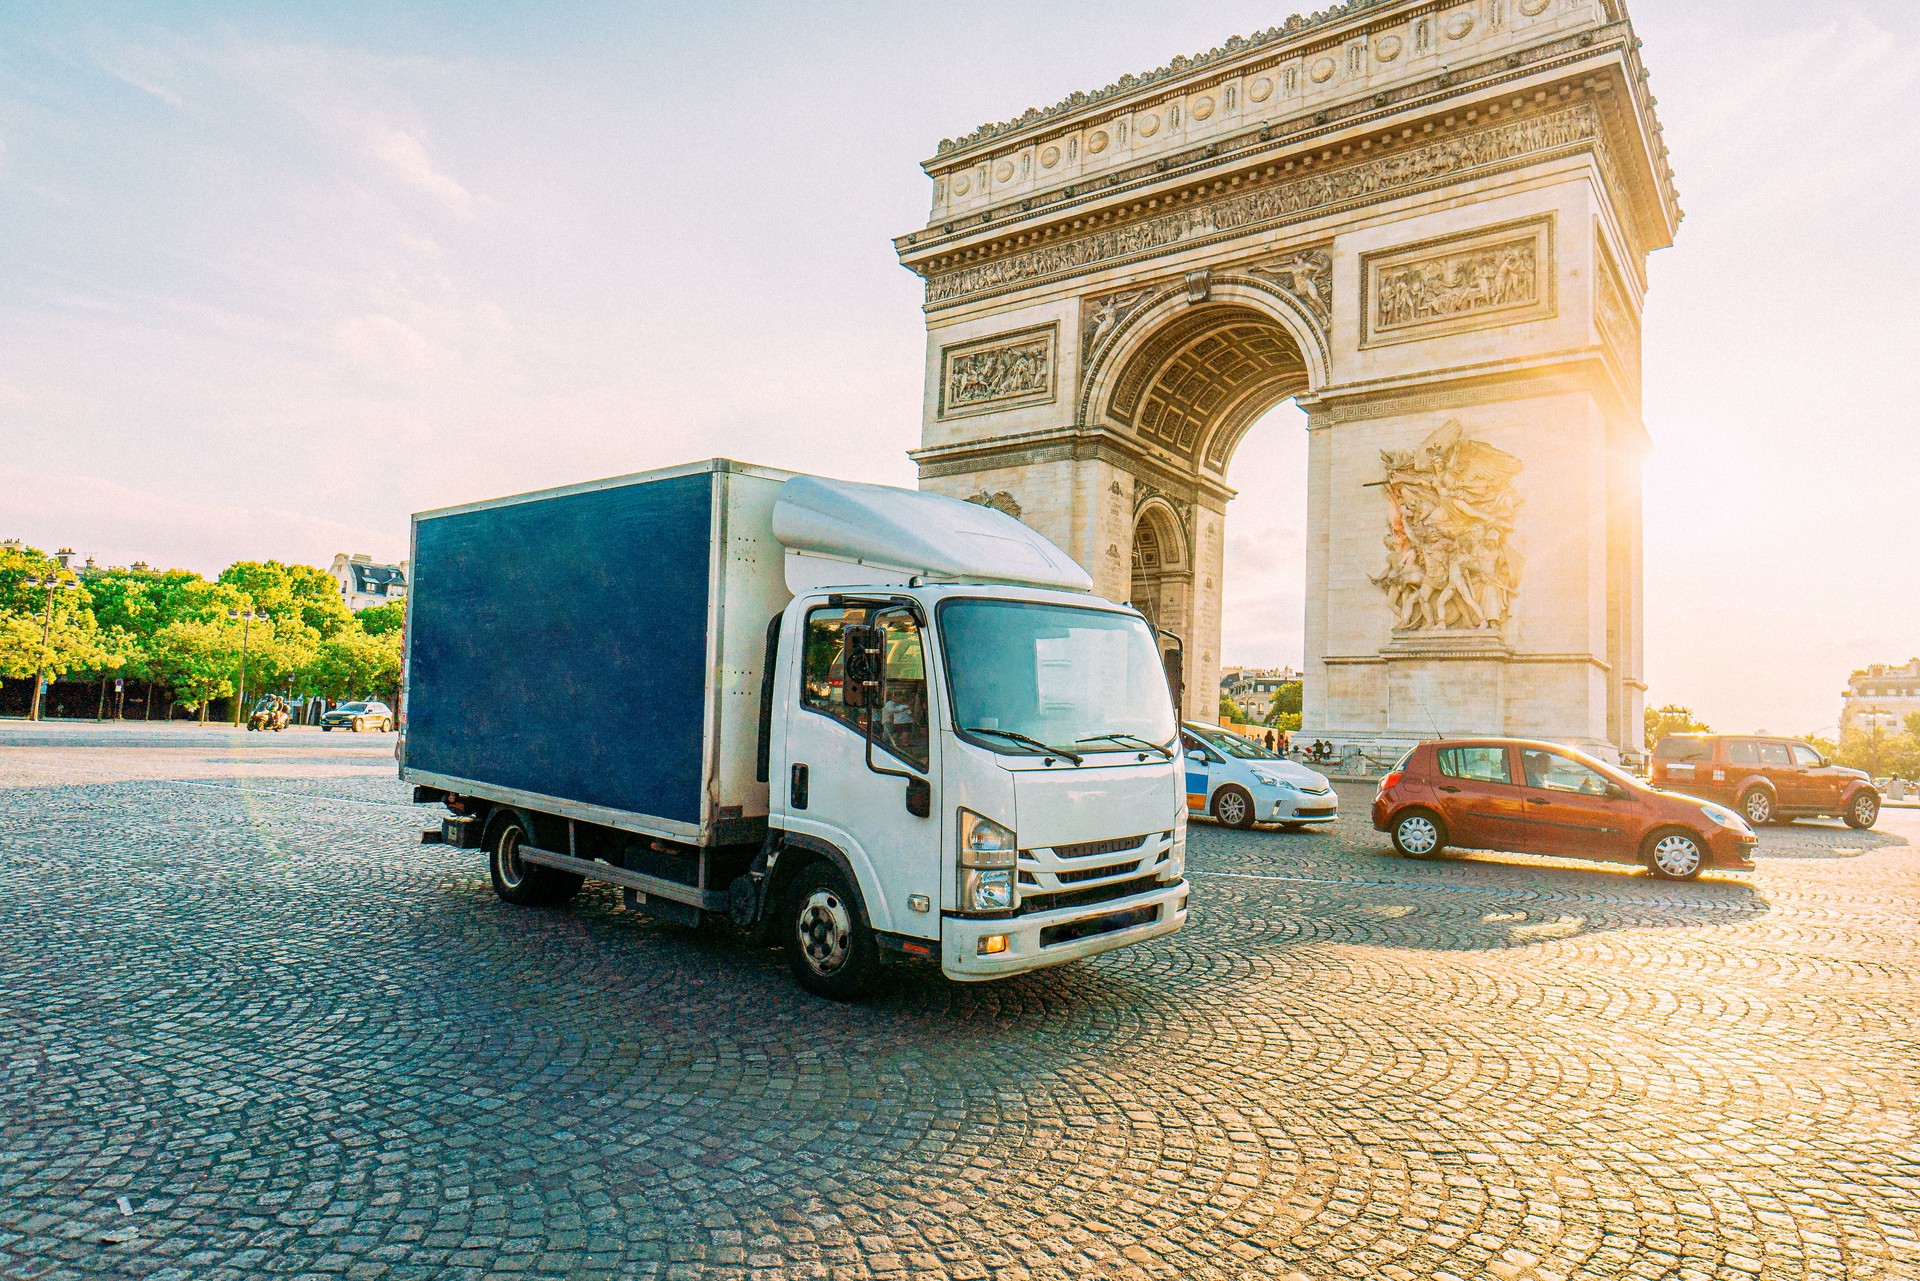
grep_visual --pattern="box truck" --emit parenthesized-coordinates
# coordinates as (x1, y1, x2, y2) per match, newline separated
(401, 459, 1189, 998)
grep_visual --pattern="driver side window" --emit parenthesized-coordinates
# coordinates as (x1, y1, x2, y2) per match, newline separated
(798, 605, 929, 771)
(1790, 744, 1822, 768)
(1522, 750, 1611, 796)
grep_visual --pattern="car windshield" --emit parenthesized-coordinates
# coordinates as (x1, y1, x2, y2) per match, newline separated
(1187, 725, 1280, 760)
(338, 703, 367, 712)
(939, 599, 1176, 755)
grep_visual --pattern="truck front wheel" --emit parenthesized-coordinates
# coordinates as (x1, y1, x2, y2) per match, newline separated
(787, 862, 879, 1000)
(488, 814, 582, 907)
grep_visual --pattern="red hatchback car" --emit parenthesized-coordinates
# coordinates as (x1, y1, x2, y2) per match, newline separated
(1372, 739, 1758, 880)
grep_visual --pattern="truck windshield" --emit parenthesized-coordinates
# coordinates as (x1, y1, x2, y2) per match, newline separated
(938, 599, 1176, 756)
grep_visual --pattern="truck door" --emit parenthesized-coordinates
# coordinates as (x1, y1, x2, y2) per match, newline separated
(772, 601, 941, 942)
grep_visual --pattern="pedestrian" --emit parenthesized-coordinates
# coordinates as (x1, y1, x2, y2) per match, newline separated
(1264, 730, 1275, 752)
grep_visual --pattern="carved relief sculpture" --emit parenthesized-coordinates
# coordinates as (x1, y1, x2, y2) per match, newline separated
(1361, 216, 1555, 346)
(938, 325, 1058, 418)
(1370, 421, 1524, 631)
(1248, 248, 1333, 326)
(963, 490, 1023, 520)
(1082, 288, 1152, 361)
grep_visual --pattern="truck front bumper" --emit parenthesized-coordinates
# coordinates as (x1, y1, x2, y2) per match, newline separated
(940, 879, 1189, 981)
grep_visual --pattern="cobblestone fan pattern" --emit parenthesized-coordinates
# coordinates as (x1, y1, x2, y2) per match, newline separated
(2, 732, 1917, 1281)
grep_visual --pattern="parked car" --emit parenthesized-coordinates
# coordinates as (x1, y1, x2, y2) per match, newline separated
(1650, 734, 1879, 829)
(1181, 721, 1338, 830)
(321, 700, 394, 733)
(1371, 738, 1758, 880)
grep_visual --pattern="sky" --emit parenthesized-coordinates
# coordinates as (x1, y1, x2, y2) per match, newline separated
(2, 1, 1915, 736)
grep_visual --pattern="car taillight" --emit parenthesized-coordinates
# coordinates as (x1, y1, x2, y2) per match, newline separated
(1378, 771, 1403, 792)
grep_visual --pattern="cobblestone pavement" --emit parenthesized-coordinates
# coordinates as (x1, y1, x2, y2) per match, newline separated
(3, 724, 1917, 1281)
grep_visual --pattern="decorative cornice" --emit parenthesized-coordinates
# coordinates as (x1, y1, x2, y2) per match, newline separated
(934, 2, 1393, 157)
(924, 103, 1607, 310)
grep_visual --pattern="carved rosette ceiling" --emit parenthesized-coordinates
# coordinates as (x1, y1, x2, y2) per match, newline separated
(1369, 420, 1524, 632)
(1107, 304, 1310, 467)
(938, 324, 1058, 419)
(924, 105, 1609, 309)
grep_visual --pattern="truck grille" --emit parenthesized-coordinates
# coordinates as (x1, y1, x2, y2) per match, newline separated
(1054, 859, 1140, 885)
(1019, 873, 1163, 916)
(1049, 834, 1147, 860)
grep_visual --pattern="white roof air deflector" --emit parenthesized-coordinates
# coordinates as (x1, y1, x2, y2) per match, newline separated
(773, 475, 1093, 593)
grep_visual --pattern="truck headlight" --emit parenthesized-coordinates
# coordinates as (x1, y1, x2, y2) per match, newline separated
(959, 809, 1017, 912)
(965, 869, 1016, 911)
(1163, 805, 1188, 881)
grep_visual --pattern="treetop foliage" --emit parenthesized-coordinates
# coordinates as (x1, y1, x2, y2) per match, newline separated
(0, 543, 400, 711)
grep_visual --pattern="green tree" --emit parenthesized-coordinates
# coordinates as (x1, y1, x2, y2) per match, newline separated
(1219, 695, 1242, 724)
(1262, 681, 1303, 726)
(218, 561, 353, 639)
(300, 629, 402, 704)
(356, 601, 406, 637)
(1645, 704, 1710, 745)
(0, 544, 106, 702)
(144, 619, 241, 722)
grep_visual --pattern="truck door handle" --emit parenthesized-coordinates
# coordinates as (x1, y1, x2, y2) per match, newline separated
(790, 763, 809, 810)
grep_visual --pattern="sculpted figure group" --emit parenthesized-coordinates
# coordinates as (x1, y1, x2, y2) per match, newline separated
(1370, 420, 1524, 631)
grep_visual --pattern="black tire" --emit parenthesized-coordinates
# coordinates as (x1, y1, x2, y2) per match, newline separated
(1844, 791, 1880, 830)
(382, 718, 393, 733)
(1391, 808, 1448, 858)
(1739, 787, 1775, 826)
(321, 725, 332, 732)
(488, 813, 583, 907)
(1645, 827, 1706, 881)
(1211, 785, 1257, 830)
(786, 861, 880, 1000)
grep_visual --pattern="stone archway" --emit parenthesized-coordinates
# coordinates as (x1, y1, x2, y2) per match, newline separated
(897, 0, 1678, 760)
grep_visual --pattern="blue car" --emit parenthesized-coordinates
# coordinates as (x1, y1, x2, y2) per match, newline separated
(1181, 721, 1339, 830)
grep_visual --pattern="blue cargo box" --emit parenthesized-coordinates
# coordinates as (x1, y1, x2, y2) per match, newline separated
(400, 460, 791, 846)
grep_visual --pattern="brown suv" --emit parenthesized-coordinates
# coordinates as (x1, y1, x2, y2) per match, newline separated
(1651, 735, 1879, 829)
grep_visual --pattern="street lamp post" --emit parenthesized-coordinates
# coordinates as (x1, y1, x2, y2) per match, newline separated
(23, 571, 80, 722)
(229, 608, 268, 726)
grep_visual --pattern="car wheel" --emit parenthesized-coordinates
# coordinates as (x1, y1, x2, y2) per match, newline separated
(1391, 809, 1447, 858)
(322, 725, 332, 732)
(383, 718, 393, 732)
(488, 813, 582, 907)
(1646, 828, 1705, 881)
(1211, 785, 1257, 830)
(1844, 791, 1880, 830)
(786, 861, 879, 1000)
(1739, 787, 1774, 826)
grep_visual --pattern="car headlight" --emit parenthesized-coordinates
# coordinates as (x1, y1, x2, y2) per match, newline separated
(1700, 803, 1751, 833)
(959, 809, 1018, 912)
(1249, 769, 1290, 789)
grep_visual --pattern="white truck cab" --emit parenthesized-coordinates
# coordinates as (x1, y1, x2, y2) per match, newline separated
(759, 476, 1189, 993)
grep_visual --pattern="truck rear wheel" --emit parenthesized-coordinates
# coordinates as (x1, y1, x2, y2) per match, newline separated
(488, 814, 582, 907)
(787, 862, 879, 1000)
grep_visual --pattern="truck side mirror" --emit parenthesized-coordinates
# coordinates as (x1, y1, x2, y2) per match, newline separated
(843, 624, 883, 687)
(905, 776, 931, 818)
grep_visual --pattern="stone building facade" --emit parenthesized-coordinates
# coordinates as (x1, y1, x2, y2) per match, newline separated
(895, 0, 1677, 760)
(329, 553, 408, 613)
(1841, 661, 1920, 735)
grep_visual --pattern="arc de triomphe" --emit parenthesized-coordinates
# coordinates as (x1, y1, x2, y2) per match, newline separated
(894, 0, 1678, 761)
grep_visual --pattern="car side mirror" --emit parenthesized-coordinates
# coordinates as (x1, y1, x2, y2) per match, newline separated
(1606, 783, 1630, 800)
(905, 776, 931, 818)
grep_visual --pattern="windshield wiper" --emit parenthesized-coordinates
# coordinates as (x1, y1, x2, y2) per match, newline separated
(963, 727, 1084, 765)
(1075, 733, 1174, 759)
